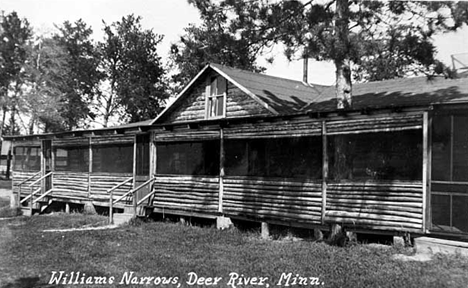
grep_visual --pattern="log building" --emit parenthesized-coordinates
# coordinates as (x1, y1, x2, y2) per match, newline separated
(5, 63, 468, 238)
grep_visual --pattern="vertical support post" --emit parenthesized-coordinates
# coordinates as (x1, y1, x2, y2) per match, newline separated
(40, 141, 45, 195)
(88, 136, 93, 198)
(50, 141, 55, 193)
(133, 135, 137, 216)
(150, 133, 157, 207)
(29, 187, 33, 216)
(18, 185, 21, 208)
(109, 190, 114, 224)
(427, 112, 432, 231)
(152, 132, 157, 176)
(321, 121, 328, 224)
(219, 128, 225, 213)
(422, 111, 429, 232)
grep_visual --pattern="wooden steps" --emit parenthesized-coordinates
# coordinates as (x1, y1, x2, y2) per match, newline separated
(20, 198, 52, 216)
(415, 237, 468, 257)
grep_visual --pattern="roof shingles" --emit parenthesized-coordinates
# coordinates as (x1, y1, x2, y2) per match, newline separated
(212, 63, 468, 113)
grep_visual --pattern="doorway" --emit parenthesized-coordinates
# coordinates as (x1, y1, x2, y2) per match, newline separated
(430, 111, 468, 234)
(134, 134, 151, 204)
(42, 139, 52, 192)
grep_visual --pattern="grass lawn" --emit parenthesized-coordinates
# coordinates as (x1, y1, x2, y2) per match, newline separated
(1, 214, 468, 288)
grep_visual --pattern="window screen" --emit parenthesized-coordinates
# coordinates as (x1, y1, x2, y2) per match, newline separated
(92, 144, 133, 173)
(157, 141, 220, 176)
(136, 135, 150, 175)
(54, 146, 89, 172)
(328, 130, 422, 181)
(13, 146, 41, 171)
(225, 137, 322, 179)
(432, 114, 468, 182)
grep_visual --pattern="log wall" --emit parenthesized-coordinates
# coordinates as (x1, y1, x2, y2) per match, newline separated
(52, 172, 88, 200)
(53, 137, 89, 147)
(325, 181, 424, 231)
(326, 114, 423, 135)
(12, 170, 41, 198)
(154, 128, 220, 142)
(224, 118, 322, 139)
(91, 135, 134, 145)
(166, 80, 271, 123)
(222, 177, 323, 224)
(151, 175, 219, 214)
(225, 84, 271, 118)
(89, 173, 134, 204)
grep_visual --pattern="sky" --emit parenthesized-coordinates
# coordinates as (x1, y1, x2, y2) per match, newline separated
(2, 0, 468, 86)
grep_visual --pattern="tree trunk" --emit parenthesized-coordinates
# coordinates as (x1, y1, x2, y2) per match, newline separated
(0, 106, 7, 138)
(9, 106, 16, 135)
(335, 0, 352, 109)
(335, 60, 352, 109)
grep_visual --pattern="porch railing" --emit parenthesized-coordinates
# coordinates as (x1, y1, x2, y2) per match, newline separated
(107, 176, 156, 224)
(16, 171, 41, 206)
(19, 171, 54, 216)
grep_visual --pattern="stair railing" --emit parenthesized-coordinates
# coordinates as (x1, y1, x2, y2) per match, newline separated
(107, 177, 133, 224)
(107, 177, 156, 224)
(16, 171, 41, 206)
(21, 171, 53, 216)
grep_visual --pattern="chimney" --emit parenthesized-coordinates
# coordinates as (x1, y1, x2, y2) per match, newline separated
(303, 57, 308, 84)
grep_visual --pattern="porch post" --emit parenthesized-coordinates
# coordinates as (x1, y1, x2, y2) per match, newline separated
(218, 128, 225, 213)
(133, 135, 137, 216)
(321, 121, 328, 224)
(422, 111, 429, 232)
(88, 136, 92, 198)
(41, 140, 45, 194)
(150, 132, 157, 177)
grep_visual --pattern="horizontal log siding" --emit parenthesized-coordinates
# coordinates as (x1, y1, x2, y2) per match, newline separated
(52, 171, 88, 200)
(225, 84, 271, 118)
(224, 118, 322, 139)
(223, 177, 322, 223)
(151, 175, 219, 214)
(166, 81, 271, 123)
(325, 181, 424, 231)
(154, 129, 220, 142)
(12, 171, 41, 197)
(326, 114, 423, 135)
(12, 139, 41, 147)
(91, 135, 134, 145)
(53, 137, 89, 147)
(167, 85, 206, 122)
(89, 173, 133, 204)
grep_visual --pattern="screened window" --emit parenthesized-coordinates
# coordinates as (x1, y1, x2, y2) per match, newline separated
(157, 141, 220, 176)
(54, 146, 89, 172)
(432, 114, 468, 182)
(206, 76, 226, 118)
(92, 144, 133, 173)
(225, 137, 322, 179)
(13, 146, 41, 171)
(328, 130, 422, 181)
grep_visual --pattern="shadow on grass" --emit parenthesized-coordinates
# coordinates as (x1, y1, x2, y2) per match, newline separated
(2, 276, 59, 288)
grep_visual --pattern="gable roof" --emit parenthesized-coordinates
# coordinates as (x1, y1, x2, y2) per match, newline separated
(209, 63, 329, 114)
(156, 63, 468, 126)
(153, 63, 329, 124)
